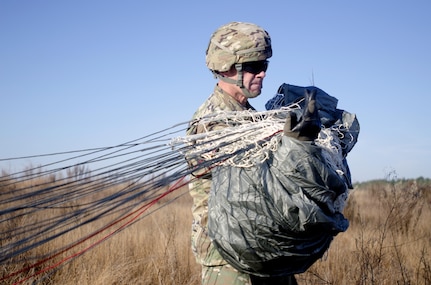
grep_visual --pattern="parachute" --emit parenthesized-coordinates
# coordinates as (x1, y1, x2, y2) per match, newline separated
(0, 83, 359, 282)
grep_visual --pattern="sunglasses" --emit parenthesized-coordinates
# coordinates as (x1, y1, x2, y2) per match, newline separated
(242, 60, 269, 74)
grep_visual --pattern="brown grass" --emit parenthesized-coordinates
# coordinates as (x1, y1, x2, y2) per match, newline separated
(1, 171, 430, 285)
(300, 178, 431, 285)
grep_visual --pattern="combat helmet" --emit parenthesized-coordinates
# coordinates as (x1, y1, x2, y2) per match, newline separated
(206, 21, 272, 98)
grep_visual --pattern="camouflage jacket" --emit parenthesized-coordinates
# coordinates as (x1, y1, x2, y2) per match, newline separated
(187, 85, 255, 266)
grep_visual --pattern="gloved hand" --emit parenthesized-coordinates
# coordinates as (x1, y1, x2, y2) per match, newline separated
(284, 89, 321, 141)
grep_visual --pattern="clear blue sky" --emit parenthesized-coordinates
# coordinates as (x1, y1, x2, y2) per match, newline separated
(1, 1, 430, 182)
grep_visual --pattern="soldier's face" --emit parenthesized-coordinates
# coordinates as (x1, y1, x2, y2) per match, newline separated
(242, 61, 268, 97)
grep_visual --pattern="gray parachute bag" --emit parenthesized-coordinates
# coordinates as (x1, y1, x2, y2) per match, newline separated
(207, 84, 359, 277)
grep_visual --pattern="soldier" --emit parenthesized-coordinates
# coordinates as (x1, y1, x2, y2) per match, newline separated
(186, 22, 298, 285)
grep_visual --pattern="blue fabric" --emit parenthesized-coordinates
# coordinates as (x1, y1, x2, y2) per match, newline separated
(266, 83, 360, 157)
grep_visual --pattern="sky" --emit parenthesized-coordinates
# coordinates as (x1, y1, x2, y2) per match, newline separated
(1, 1, 430, 183)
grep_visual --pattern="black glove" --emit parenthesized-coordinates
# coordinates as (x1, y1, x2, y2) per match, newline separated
(284, 89, 321, 141)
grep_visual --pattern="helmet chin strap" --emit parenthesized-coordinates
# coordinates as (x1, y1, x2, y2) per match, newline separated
(213, 63, 260, 99)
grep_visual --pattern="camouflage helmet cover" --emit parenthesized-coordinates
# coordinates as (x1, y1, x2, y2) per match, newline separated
(206, 22, 272, 72)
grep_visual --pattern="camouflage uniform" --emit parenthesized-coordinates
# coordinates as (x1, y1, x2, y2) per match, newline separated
(187, 88, 300, 285)
(187, 21, 273, 285)
(187, 85, 254, 284)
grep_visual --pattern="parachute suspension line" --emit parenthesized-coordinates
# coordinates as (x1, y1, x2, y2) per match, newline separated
(4, 176, 189, 285)
(0, 121, 194, 283)
(171, 107, 300, 168)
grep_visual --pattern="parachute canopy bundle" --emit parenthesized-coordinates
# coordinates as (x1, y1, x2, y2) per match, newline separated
(199, 84, 359, 277)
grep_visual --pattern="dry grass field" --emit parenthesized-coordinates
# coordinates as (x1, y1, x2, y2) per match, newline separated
(1, 171, 430, 285)
(301, 178, 431, 285)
